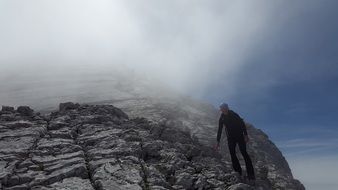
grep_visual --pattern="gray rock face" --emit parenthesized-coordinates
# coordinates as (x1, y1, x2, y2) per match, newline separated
(0, 103, 304, 190)
(227, 183, 254, 190)
(104, 98, 305, 190)
(1, 106, 15, 113)
(16, 106, 34, 116)
(59, 102, 80, 112)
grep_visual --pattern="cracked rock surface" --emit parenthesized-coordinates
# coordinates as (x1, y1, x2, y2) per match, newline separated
(0, 68, 305, 190)
(0, 102, 305, 190)
(1, 103, 253, 190)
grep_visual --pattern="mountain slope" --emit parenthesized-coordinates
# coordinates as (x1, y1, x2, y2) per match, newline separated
(0, 103, 254, 189)
(0, 67, 304, 189)
(0, 102, 304, 190)
(93, 97, 305, 190)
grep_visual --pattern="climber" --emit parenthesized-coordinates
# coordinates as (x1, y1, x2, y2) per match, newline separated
(214, 103, 256, 181)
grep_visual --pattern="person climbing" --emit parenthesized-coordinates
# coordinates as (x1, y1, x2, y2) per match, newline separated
(214, 103, 256, 181)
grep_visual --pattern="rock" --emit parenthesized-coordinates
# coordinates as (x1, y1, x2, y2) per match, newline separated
(227, 183, 254, 190)
(31, 177, 94, 190)
(0, 113, 16, 121)
(17, 106, 34, 116)
(143, 165, 169, 188)
(1, 106, 15, 113)
(59, 102, 80, 112)
(48, 120, 68, 130)
(93, 161, 143, 190)
(0, 103, 304, 190)
(142, 140, 164, 159)
(112, 97, 305, 190)
(194, 175, 207, 189)
(175, 172, 194, 189)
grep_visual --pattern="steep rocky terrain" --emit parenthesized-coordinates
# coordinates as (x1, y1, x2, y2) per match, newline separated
(0, 102, 304, 190)
(92, 97, 305, 190)
(0, 68, 305, 189)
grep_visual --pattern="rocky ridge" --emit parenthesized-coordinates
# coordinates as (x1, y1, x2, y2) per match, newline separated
(92, 98, 304, 190)
(0, 67, 305, 190)
(0, 103, 256, 190)
(0, 102, 305, 190)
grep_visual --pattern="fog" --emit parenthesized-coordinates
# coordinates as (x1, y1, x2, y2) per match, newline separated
(0, 0, 280, 107)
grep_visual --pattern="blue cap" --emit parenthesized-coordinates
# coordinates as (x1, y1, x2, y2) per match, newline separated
(219, 103, 228, 109)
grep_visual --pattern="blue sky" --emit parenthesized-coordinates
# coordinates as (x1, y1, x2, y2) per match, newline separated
(203, 0, 338, 143)
(200, 1, 338, 188)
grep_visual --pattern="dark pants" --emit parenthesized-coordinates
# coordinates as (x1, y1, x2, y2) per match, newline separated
(227, 136, 255, 179)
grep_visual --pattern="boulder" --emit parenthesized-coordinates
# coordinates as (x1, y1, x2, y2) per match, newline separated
(59, 102, 80, 112)
(1, 106, 15, 113)
(17, 106, 34, 116)
(175, 172, 194, 189)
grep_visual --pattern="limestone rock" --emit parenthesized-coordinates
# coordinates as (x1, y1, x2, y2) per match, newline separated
(17, 106, 34, 116)
(1, 106, 15, 113)
(0, 102, 304, 190)
(59, 102, 80, 112)
(227, 183, 254, 190)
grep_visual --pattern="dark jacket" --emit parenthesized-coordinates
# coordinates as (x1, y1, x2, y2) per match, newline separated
(217, 110, 247, 142)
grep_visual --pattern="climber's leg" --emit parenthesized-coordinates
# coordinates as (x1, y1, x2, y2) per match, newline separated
(238, 137, 255, 180)
(228, 138, 242, 175)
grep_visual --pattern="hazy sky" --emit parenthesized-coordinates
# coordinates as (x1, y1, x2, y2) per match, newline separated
(0, 0, 280, 94)
(1, 1, 338, 189)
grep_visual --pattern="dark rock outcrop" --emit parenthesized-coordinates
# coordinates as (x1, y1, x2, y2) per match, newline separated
(17, 106, 34, 116)
(1, 106, 15, 113)
(59, 102, 80, 112)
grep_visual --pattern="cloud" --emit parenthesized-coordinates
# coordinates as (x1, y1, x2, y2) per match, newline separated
(1, 0, 337, 100)
(0, 0, 281, 97)
(275, 137, 338, 190)
(288, 155, 338, 190)
(279, 138, 338, 149)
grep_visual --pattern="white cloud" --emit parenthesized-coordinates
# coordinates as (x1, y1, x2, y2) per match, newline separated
(288, 155, 338, 190)
(0, 0, 279, 97)
(279, 138, 338, 149)
(276, 137, 338, 189)
(276, 137, 338, 157)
